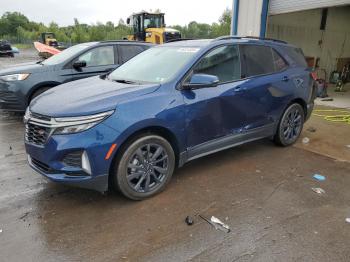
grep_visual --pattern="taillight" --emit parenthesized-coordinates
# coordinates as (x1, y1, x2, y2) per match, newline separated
(310, 72, 317, 80)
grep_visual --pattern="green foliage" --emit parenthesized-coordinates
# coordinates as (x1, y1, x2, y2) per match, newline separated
(173, 8, 232, 39)
(0, 10, 232, 44)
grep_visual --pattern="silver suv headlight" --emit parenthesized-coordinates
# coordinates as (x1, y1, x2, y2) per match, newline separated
(53, 110, 115, 135)
(0, 73, 30, 82)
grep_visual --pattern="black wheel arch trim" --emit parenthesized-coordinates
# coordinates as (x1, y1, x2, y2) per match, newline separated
(27, 81, 61, 105)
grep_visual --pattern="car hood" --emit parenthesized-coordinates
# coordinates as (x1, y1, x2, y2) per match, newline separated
(29, 76, 161, 117)
(0, 62, 53, 75)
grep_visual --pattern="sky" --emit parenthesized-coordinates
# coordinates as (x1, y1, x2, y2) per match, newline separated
(0, 0, 233, 26)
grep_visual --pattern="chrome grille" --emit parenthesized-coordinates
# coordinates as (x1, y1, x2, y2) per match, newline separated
(24, 112, 53, 146)
(25, 123, 51, 146)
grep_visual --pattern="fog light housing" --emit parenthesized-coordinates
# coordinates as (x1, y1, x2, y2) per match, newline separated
(81, 151, 92, 175)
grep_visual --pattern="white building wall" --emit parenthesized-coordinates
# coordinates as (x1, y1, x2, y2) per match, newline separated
(237, 0, 263, 36)
(269, 0, 350, 15)
(267, 6, 350, 75)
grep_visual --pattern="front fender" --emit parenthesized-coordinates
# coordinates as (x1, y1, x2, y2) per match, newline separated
(105, 118, 186, 163)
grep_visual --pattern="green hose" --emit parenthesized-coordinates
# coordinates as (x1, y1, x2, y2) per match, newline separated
(313, 109, 350, 124)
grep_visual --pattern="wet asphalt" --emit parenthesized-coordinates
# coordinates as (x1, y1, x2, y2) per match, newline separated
(1, 112, 350, 262)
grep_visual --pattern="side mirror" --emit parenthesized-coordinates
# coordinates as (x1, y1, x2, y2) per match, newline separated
(126, 18, 130, 24)
(182, 73, 219, 90)
(73, 60, 86, 69)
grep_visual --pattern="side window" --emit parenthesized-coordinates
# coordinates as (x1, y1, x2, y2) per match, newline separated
(119, 45, 145, 63)
(272, 49, 288, 71)
(240, 45, 274, 77)
(78, 46, 114, 67)
(192, 45, 241, 83)
(281, 46, 307, 67)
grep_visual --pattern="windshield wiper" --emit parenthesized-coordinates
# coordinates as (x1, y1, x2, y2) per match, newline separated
(111, 79, 137, 84)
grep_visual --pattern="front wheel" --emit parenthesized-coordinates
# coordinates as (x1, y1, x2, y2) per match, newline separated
(113, 135, 175, 200)
(274, 103, 304, 146)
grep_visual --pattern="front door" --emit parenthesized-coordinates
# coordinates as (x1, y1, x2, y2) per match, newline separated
(70, 45, 118, 81)
(182, 45, 247, 154)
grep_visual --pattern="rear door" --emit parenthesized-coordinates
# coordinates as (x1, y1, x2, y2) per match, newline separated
(237, 44, 292, 132)
(70, 45, 118, 81)
(117, 45, 148, 64)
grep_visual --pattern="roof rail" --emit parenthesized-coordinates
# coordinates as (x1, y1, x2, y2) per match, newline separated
(99, 40, 150, 44)
(213, 35, 287, 44)
(165, 38, 194, 43)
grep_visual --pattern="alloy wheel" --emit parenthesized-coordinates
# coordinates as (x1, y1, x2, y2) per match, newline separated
(126, 143, 169, 193)
(282, 107, 302, 143)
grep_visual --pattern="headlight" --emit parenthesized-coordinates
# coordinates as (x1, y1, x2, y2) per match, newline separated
(54, 122, 99, 134)
(53, 110, 114, 135)
(0, 73, 30, 82)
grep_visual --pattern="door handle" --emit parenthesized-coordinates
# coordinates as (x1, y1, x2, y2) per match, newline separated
(282, 76, 289, 82)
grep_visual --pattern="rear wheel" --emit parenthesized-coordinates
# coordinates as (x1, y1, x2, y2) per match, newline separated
(113, 135, 175, 200)
(274, 103, 304, 146)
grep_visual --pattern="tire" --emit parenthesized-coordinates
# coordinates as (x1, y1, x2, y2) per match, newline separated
(113, 135, 175, 200)
(29, 87, 51, 104)
(274, 103, 304, 146)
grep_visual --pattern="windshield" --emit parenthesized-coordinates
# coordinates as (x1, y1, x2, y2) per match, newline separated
(144, 15, 163, 28)
(42, 43, 94, 65)
(108, 46, 200, 84)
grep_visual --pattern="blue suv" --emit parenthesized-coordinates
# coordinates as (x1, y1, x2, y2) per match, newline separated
(24, 36, 315, 200)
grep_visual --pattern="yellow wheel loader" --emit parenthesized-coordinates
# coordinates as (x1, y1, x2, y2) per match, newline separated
(126, 12, 181, 44)
(40, 32, 65, 50)
(41, 32, 58, 47)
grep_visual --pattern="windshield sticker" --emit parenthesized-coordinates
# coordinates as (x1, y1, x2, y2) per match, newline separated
(177, 48, 200, 53)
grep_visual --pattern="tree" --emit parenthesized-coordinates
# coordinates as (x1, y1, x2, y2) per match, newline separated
(0, 9, 231, 44)
(0, 12, 30, 35)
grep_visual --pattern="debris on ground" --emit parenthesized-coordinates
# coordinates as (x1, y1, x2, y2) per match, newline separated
(302, 137, 310, 144)
(198, 214, 230, 233)
(185, 216, 194, 226)
(307, 127, 317, 133)
(346, 218, 350, 223)
(311, 187, 325, 195)
(313, 174, 326, 181)
(19, 212, 29, 220)
(0, 229, 2, 233)
(211, 216, 230, 230)
(346, 145, 350, 149)
(321, 98, 334, 101)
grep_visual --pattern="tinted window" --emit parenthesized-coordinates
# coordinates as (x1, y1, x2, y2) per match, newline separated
(42, 43, 93, 65)
(119, 45, 145, 63)
(78, 46, 114, 67)
(192, 45, 241, 83)
(281, 46, 307, 67)
(240, 45, 274, 77)
(272, 49, 288, 71)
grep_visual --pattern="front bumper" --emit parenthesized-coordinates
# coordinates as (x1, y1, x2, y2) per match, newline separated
(0, 80, 27, 111)
(25, 122, 121, 192)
